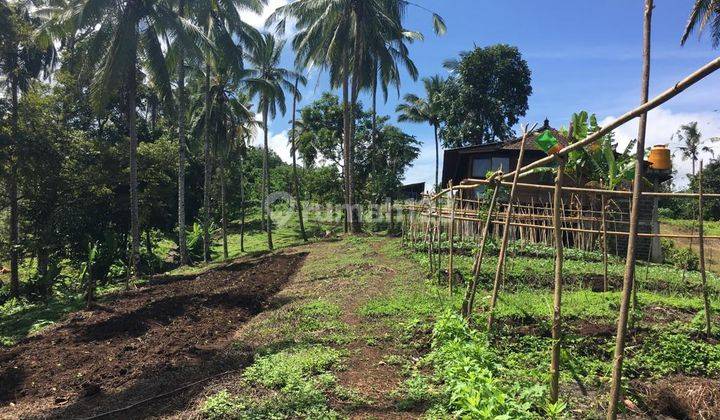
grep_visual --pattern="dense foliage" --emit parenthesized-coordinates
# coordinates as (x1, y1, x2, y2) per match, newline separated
(438, 45, 532, 147)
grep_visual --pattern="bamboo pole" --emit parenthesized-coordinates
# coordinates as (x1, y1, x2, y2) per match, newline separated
(448, 182, 456, 293)
(506, 59, 720, 182)
(550, 162, 565, 403)
(487, 125, 534, 333)
(439, 179, 720, 200)
(436, 199, 442, 281)
(462, 180, 501, 319)
(601, 186, 609, 292)
(608, 1, 652, 418)
(699, 162, 712, 337)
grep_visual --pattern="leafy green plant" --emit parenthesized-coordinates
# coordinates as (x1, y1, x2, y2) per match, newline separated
(202, 390, 246, 419)
(665, 244, 700, 272)
(186, 221, 219, 264)
(425, 311, 546, 418)
(625, 331, 720, 378)
(243, 345, 342, 389)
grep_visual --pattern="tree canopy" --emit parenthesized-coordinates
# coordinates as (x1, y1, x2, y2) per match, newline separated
(438, 44, 532, 148)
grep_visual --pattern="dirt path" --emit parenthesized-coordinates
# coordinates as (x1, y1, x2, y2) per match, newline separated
(332, 240, 413, 420)
(0, 253, 306, 419)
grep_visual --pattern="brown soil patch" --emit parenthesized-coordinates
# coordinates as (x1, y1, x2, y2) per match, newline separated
(0, 253, 306, 419)
(332, 242, 417, 420)
(635, 375, 720, 419)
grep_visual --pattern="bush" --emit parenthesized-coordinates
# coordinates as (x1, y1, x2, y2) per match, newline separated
(663, 240, 700, 271)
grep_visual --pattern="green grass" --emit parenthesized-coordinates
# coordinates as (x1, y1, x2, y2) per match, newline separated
(244, 345, 343, 389)
(661, 218, 720, 236)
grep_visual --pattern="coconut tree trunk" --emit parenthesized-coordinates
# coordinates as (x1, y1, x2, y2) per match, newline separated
(434, 124, 440, 192)
(349, 56, 362, 234)
(291, 77, 307, 242)
(128, 58, 141, 283)
(202, 62, 212, 263)
(239, 155, 246, 253)
(262, 103, 274, 250)
(342, 61, 352, 234)
(8, 75, 20, 297)
(176, 0, 188, 266)
(220, 163, 228, 260)
(607, 1, 653, 418)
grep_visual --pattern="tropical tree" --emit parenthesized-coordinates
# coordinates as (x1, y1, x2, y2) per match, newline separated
(682, 0, 720, 47)
(396, 75, 444, 191)
(269, 0, 444, 233)
(1, 1, 56, 296)
(245, 33, 304, 250)
(189, 0, 264, 262)
(188, 62, 255, 260)
(440, 44, 532, 147)
(45, 0, 208, 280)
(289, 76, 309, 242)
(676, 121, 718, 177)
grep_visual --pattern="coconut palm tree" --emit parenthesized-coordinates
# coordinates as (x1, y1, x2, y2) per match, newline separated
(46, 0, 205, 280)
(245, 33, 305, 250)
(0, 0, 56, 296)
(269, 0, 443, 233)
(205, 73, 255, 260)
(676, 121, 718, 177)
(188, 0, 264, 263)
(682, 0, 720, 47)
(396, 75, 445, 191)
(289, 76, 309, 242)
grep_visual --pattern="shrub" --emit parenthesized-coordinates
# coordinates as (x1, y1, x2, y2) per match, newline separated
(663, 240, 700, 272)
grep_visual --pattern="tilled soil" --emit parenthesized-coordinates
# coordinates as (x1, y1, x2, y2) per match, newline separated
(0, 252, 306, 419)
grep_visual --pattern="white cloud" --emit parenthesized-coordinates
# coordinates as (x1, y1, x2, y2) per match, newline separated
(239, 0, 290, 31)
(600, 107, 720, 188)
(251, 113, 292, 163)
(404, 139, 442, 193)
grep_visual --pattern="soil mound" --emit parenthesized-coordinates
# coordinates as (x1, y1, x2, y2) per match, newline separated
(0, 253, 306, 418)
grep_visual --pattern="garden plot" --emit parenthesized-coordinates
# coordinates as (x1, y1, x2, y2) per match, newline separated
(0, 252, 306, 419)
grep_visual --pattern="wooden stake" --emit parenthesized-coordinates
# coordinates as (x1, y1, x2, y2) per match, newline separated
(601, 184, 609, 292)
(699, 161, 712, 338)
(550, 161, 566, 403)
(448, 182, 456, 294)
(608, 1, 653, 418)
(487, 125, 534, 333)
(463, 180, 501, 319)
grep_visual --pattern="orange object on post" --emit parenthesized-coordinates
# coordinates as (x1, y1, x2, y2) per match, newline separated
(648, 145, 672, 170)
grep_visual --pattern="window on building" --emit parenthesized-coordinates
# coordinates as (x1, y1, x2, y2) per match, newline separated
(471, 158, 491, 178)
(491, 157, 511, 172)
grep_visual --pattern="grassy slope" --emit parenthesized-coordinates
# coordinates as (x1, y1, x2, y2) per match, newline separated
(661, 218, 720, 274)
(196, 235, 720, 418)
(3, 226, 720, 417)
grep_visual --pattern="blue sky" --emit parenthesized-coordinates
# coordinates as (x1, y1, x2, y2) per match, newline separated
(243, 0, 720, 190)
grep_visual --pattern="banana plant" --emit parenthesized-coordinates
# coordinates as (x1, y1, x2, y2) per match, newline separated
(557, 111, 637, 190)
(80, 242, 99, 307)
